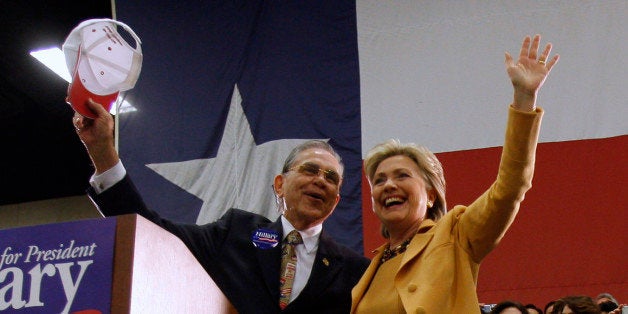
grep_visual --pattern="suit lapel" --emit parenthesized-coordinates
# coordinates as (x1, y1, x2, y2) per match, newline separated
(352, 222, 436, 312)
(399, 220, 435, 271)
(255, 218, 283, 302)
(290, 231, 342, 305)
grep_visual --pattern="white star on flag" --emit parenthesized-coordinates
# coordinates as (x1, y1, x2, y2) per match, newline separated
(146, 85, 324, 224)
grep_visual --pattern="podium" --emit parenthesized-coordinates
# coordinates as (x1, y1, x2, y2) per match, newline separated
(0, 214, 237, 314)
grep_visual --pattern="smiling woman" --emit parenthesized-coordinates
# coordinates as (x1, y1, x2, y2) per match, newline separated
(365, 144, 446, 241)
(351, 34, 559, 314)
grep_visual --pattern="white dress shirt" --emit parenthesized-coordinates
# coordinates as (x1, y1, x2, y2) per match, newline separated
(280, 216, 321, 302)
(90, 160, 125, 193)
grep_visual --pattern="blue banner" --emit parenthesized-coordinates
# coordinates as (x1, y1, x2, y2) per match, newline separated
(0, 218, 116, 314)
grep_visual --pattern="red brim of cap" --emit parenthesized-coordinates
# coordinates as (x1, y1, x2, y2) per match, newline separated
(67, 70, 119, 119)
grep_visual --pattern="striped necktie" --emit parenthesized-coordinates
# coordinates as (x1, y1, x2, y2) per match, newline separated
(279, 230, 303, 309)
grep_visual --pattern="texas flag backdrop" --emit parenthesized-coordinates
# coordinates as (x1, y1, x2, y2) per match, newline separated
(114, 0, 627, 306)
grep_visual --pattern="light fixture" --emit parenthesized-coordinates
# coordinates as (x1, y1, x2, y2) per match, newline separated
(30, 47, 72, 82)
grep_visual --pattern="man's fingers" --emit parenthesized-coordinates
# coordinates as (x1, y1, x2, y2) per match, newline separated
(86, 98, 110, 117)
(73, 113, 84, 128)
(73, 110, 96, 131)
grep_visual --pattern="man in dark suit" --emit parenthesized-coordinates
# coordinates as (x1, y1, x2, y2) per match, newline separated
(73, 99, 369, 313)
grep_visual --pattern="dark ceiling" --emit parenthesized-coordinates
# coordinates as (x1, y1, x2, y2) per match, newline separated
(0, 1, 113, 205)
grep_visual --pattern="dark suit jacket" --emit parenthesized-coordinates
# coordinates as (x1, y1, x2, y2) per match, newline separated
(88, 175, 369, 314)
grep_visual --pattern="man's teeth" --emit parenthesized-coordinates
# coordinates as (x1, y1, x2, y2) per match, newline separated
(307, 193, 323, 200)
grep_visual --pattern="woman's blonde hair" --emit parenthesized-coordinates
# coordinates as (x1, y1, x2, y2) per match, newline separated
(364, 139, 447, 238)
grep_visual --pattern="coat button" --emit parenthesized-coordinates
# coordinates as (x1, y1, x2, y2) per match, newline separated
(408, 284, 417, 292)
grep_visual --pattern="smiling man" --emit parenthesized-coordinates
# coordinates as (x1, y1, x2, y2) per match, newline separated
(72, 99, 369, 314)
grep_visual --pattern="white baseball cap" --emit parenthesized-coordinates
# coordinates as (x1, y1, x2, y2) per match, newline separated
(62, 18, 142, 118)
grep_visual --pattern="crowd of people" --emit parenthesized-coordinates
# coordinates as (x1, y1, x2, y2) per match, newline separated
(483, 293, 625, 314)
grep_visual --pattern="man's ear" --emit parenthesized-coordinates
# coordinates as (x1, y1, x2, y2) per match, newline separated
(274, 174, 284, 198)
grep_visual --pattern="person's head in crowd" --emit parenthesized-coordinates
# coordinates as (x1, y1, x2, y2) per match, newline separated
(545, 300, 558, 314)
(551, 295, 601, 314)
(598, 300, 618, 314)
(525, 303, 543, 314)
(489, 300, 529, 314)
(595, 293, 618, 306)
(480, 303, 496, 313)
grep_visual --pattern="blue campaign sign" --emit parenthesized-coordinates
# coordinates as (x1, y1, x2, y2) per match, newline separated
(0, 217, 116, 314)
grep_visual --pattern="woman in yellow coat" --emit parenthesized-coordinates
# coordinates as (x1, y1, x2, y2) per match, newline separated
(351, 35, 559, 313)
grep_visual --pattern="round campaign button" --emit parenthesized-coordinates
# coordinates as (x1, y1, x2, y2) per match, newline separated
(251, 229, 280, 249)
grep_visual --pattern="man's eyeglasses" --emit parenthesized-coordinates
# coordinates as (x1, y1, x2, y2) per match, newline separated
(289, 162, 341, 185)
